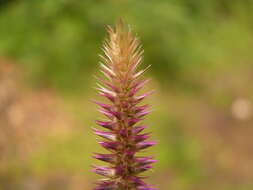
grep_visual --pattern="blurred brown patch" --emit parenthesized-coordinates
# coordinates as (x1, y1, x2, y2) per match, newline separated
(176, 66, 253, 187)
(0, 59, 73, 168)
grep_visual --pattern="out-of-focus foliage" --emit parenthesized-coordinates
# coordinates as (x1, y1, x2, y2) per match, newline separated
(1, 1, 253, 190)
(0, 0, 253, 91)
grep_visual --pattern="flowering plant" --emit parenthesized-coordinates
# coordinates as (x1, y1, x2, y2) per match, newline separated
(92, 20, 156, 190)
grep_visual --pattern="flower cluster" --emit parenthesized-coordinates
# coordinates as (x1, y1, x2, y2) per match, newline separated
(92, 21, 156, 190)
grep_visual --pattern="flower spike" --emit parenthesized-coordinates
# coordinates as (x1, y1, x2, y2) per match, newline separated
(92, 20, 156, 190)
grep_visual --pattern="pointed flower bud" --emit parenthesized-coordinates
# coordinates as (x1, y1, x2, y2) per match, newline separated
(137, 141, 156, 150)
(93, 128, 117, 141)
(133, 104, 150, 114)
(92, 166, 115, 177)
(93, 153, 116, 163)
(132, 126, 147, 134)
(95, 120, 115, 130)
(134, 133, 150, 143)
(135, 165, 153, 174)
(98, 141, 120, 151)
(135, 157, 157, 166)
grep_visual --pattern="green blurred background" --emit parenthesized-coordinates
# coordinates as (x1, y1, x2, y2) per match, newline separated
(0, 0, 253, 189)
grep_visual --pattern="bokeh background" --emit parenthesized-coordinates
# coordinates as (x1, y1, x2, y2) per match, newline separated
(0, 0, 253, 190)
